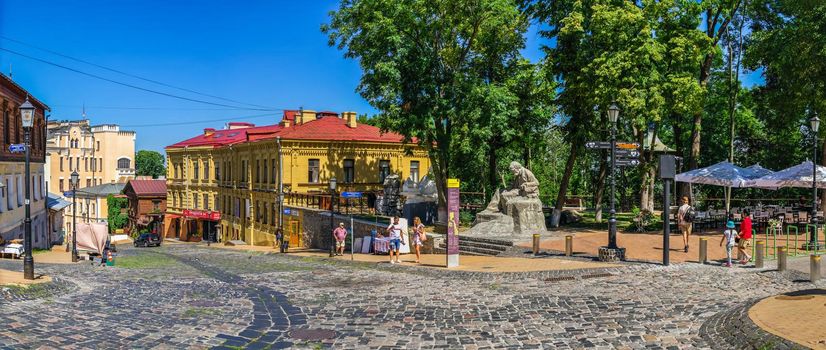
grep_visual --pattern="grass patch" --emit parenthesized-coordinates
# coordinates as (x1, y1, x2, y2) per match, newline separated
(116, 253, 179, 269)
(1, 283, 54, 299)
(32, 248, 52, 255)
(181, 307, 223, 319)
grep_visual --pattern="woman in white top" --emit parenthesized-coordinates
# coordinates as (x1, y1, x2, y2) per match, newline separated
(412, 216, 426, 263)
(386, 216, 405, 264)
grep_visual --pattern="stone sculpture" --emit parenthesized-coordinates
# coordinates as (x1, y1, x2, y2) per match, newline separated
(468, 162, 547, 237)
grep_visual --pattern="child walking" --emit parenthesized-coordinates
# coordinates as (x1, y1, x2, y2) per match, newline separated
(720, 221, 738, 267)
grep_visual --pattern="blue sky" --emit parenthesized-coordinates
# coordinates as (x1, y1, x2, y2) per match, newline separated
(0, 1, 760, 153)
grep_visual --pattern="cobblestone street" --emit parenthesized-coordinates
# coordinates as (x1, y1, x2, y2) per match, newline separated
(0, 244, 821, 349)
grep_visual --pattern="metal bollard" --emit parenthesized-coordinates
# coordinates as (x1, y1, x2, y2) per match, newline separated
(565, 235, 573, 256)
(812, 255, 821, 282)
(699, 238, 708, 264)
(755, 241, 765, 268)
(532, 234, 540, 255)
(777, 246, 787, 272)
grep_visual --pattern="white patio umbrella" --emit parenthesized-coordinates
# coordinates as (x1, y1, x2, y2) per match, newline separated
(746, 164, 775, 178)
(744, 161, 826, 189)
(675, 161, 772, 212)
(675, 161, 758, 188)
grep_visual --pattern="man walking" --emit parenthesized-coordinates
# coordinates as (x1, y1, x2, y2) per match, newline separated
(333, 222, 347, 256)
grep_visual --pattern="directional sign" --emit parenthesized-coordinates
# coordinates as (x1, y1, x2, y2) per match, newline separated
(585, 141, 611, 149)
(616, 142, 640, 150)
(614, 149, 640, 158)
(340, 191, 362, 199)
(616, 159, 640, 166)
(283, 208, 291, 215)
(8, 144, 25, 153)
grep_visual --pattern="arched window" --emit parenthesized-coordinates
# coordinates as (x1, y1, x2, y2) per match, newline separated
(117, 158, 131, 169)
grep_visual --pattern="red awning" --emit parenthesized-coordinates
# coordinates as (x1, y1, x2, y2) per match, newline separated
(165, 213, 181, 219)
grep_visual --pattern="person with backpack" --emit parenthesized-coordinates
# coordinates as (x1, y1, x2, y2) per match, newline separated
(677, 196, 695, 253)
(720, 220, 738, 267)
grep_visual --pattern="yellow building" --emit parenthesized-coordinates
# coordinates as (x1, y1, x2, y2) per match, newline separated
(45, 120, 136, 232)
(164, 110, 430, 246)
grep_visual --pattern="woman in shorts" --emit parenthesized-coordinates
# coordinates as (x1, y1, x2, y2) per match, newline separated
(412, 217, 426, 263)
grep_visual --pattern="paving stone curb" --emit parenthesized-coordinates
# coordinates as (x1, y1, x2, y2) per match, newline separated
(699, 297, 808, 349)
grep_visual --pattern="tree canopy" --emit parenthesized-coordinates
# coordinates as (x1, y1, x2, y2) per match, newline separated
(135, 150, 166, 179)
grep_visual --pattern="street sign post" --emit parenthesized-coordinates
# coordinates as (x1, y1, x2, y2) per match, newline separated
(340, 191, 362, 199)
(585, 141, 612, 149)
(614, 149, 640, 157)
(616, 159, 640, 166)
(8, 144, 25, 153)
(616, 142, 640, 149)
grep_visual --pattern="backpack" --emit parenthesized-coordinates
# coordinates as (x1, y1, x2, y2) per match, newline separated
(683, 207, 696, 223)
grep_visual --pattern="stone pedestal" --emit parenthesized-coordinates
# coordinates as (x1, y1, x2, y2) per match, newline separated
(468, 197, 546, 238)
(598, 246, 626, 262)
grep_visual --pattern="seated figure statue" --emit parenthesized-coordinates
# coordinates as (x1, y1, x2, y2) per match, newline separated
(474, 161, 546, 237)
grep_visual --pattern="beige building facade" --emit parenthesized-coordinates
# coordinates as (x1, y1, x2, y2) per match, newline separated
(46, 120, 136, 228)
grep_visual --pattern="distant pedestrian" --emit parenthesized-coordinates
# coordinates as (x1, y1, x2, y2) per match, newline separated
(386, 216, 405, 264)
(738, 210, 753, 264)
(412, 217, 426, 263)
(333, 223, 348, 256)
(677, 196, 694, 253)
(720, 220, 738, 267)
(275, 228, 283, 251)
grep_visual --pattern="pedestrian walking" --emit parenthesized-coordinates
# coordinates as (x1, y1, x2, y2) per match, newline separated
(720, 220, 738, 267)
(738, 210, 753, 264)
(333, 223, 348, 256)
(677, 196, 695, 253)
(275, 228, 283, 251)
(386, 216, 405, 264)
(412, 216, 426, 263)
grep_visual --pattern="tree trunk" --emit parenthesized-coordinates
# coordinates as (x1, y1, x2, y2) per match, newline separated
(488, 141, 499, 192)
(523, 146, 531, 170)
(551, 141, 579, 227)
(593, 153, 608, 222)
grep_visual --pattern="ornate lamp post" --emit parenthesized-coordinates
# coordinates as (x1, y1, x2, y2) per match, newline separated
(70, 171, 80, 262)
(329, 176, 337, 257)
(607, 103, 620, 249)
(20, 97, 35, 280)
(808, 114, 822, 250)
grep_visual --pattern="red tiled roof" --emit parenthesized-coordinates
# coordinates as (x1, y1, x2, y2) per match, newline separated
(126, 180, 167, 197)
(166, 123, 283, 149)
(167, 110, 413, 149)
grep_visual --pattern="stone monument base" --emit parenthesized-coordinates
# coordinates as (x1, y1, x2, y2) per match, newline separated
(598, 246, 626, 262)
(467, 197, 546, 238)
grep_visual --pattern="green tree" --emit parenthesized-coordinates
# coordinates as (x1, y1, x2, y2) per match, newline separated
(324, 0, 530, 218)
(107, 194, 128, 233)
(135, 150, 166, 179)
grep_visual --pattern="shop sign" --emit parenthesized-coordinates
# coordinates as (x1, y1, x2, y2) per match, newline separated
(183, 209, 221, 221)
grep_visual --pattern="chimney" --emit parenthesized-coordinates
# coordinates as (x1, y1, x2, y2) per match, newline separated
(298, 110, 316, 125)
(282, 119, 291, 127)
(204, 128, 215, 137)
(344, 111, 357, 128)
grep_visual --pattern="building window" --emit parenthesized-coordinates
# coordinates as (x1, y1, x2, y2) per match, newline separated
(59, 179, 64, 193)
(215, 163, 220, 181)
(379, 160, 391, 183)
(263, 203, 268, 224)
(272, 159, 277, 184)
(117, 158, 130, 169)
(204, 161, 209, 181)
(5, 178, 11, 211)
(193, 193, 198, 209)
(308, 159, 319, 183)
(3, 108, 8, 145)
(410, 161, 420, 183)
(343, 159, 355, 183)
(60, 157, 64, 172)
(203, 194, 209, 210)
(76, 157, 80, 171)
(242, 160, 248, 182)
(86, 179, 91, 188)
(96, 141, 100, 151)
(153, 200, 161, 212)
(84, 158, 88, 171)
(68, 156, 72, 171)
(263, 160, 268, 184)
(256, 160, 260, 183)
(193, 161, 200, 180)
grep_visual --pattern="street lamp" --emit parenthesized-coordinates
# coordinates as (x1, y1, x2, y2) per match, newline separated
(329, 176, 337, 257)
(607, 102, 620, 250)
(20, 97, 35, 280)
(808, 114, 822, 250)
(70, 171, 79, 262)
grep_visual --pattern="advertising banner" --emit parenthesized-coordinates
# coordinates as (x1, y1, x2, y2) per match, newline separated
(183, 209, 221, 221)
(446, 178, 460, 268)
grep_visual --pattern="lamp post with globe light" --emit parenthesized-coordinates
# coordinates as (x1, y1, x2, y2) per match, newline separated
(70, 171, 80, 262)
(19, 97, 35, 280)
(329, 177, 337, 257)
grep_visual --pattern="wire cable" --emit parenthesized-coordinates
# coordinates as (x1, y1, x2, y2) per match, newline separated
(118, 112, 280, 128)
(0, 47, 278, 111)
(51, 104, 271, 111)
(0, 35, 274, 110)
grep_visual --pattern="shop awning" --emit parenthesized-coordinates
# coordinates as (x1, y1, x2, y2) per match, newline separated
(47, 193, 72, 211)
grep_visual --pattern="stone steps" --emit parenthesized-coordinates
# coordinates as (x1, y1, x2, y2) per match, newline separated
(430, 235, 514, 256)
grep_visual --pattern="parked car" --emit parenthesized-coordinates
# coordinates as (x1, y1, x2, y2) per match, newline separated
(133, 233, 161, 247)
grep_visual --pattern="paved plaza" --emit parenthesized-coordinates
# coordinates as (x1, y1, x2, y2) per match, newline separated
(0, 244, 822, 349)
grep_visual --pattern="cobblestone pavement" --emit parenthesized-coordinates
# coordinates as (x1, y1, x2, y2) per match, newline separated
(0, 244, 822, 349)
